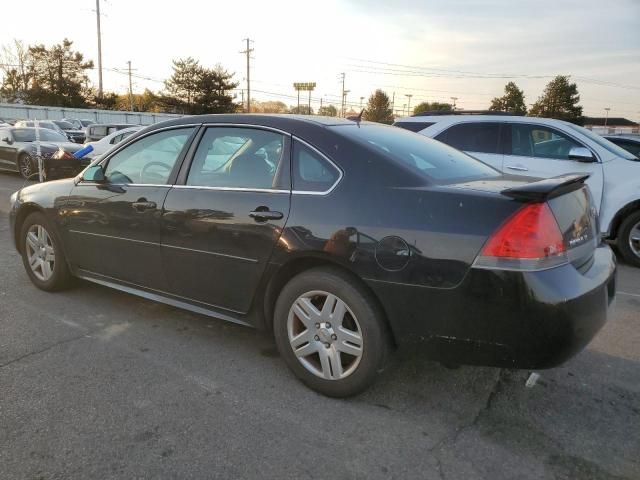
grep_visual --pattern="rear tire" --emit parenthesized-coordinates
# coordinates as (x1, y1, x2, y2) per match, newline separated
(20, 212, 73, 291)
(617, 211, 640, 268)
(273, 267, 390, 397)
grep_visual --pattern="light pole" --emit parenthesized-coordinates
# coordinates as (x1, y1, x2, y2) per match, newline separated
(604, 107, 611, 127)
(450, 97, 458, 111)
(360, 96, 364, 108)
(405, 94, 412, 115)
(95, 0, 103, 99)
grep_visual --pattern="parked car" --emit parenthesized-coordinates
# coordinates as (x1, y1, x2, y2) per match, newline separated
(394, 112, 640, 267)
(85, 123, 137, 142)
(603, 134, 640, 158)
(62, 118, 95, 130)
(85, 126, 142, 157)
(8, 115, 616, 397)
(0, 126, 87, 179)
(52, 120, 86, 144)
(0, 117, 17, 126)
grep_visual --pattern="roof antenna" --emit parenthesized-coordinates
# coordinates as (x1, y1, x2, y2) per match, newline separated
(347, 109, 365, 123)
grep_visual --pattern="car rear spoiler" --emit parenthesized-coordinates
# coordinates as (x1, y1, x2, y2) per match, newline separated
(501, 174, 590, 202)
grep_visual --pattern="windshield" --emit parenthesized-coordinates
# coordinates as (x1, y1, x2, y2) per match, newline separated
(12, 128, 68, 142)
(80, 120, 94, 127)
(334, 123, 500, 183)
(564, 123, 638, 160)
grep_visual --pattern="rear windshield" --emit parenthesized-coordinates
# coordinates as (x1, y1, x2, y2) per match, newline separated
(334, 123, 499, 183)
(393, 121, 434, 133)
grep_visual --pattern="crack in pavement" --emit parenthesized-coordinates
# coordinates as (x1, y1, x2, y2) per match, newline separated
(0, 332, 91, 369)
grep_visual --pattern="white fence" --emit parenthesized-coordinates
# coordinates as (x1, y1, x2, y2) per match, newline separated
(0, 102, 183, 125)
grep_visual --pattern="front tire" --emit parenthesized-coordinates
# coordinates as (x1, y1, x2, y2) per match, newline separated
(617, 211, 640, 267)
(20, 212, 73, 291)
(18, 153, 36, 180)
(273, 267, 390, 397)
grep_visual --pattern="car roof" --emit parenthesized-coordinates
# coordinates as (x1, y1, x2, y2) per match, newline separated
(393, 114, 576, 127)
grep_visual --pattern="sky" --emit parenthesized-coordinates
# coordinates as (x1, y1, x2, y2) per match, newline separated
(1, 0, 639, 119)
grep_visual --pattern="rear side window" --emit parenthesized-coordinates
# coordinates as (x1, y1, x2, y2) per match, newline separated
(338, 123, 499, 183)
(436, 122, 501, 154)
(292, 140, 341, 193)
(393, 121, 434, 133)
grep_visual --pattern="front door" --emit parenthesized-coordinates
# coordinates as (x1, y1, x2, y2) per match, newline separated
(501, 123, 604, 209)
(66, 126, 196, 289)
(161, 126, 290, 314)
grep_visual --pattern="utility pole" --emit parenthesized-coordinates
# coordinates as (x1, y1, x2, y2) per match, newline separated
(405, 94, 413, 115)
(340, 72, 346, 117)
(343, 90, 350, 116)
(319, 96, 323, 114)
(96, 0, 103, 98)
(391, 92, 395, 114)
(240, 90, 245, 111)
(241, 39, 254, 113)
(450, 97, 458, 111)
(127, 61, 134, 111)
(604, 107, 611, 127)
(359, 96, 364, 108)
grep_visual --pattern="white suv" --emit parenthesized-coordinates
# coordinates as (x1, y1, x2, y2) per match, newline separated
(394, 113, 640, 266)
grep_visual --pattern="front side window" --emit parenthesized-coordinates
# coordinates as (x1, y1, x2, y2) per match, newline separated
(103, 127, 194, 184)
(292, 140, 340, 192)
(187, 127, 285, 189)
(509, 124, 582, 160)
(436, 122, 501, 154)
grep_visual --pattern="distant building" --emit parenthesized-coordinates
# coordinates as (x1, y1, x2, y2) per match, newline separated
(583, 116, 639, 135)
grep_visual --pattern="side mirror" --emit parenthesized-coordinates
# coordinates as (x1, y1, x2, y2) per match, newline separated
(82, 164, 106, 183)
(1, 136, 12, 145)
(568, 146, 596, 163)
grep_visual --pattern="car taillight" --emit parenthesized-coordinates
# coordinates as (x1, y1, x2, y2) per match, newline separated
(474, 202, 568, 271)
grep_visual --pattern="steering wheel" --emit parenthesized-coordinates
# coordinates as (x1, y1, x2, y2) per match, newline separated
(140, 161, 172, 184)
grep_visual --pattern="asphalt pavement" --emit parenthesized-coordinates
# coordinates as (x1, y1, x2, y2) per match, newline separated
(0, 173, 638, 480)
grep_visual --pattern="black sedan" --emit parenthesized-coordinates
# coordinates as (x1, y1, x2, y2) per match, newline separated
(0, 127, 87, 180)
(8, 115, 616, 397)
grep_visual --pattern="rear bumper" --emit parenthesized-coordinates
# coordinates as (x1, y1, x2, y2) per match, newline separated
(367, 243, 617, 369)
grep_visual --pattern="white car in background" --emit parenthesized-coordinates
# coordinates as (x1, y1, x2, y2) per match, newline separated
(394, 113, 640, 266)
(85, 126, 142, 156)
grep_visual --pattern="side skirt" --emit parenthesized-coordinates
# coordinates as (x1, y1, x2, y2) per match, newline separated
(76, 270, 253, 328)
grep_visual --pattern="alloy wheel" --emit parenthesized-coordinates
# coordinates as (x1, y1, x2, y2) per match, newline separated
(19, 155, 34, 179)
(629, 220, 640, 260)
(25, 224, 55, 282)
(287, 290, 363, 380)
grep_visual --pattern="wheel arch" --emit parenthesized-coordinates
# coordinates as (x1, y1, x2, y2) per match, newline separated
(13, 203, 46, 254)
(262, 254, 397, 347)
(608, 199, 640, 241)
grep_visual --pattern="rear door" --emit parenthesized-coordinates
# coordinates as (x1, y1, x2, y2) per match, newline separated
(501, 123, 604, 210)
(434, 122, 504, 170)
(160, 126, 290, 314)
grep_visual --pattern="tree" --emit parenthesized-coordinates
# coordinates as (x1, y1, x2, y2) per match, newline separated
(363, 90, 393, 123)
(27, 39, 93, 107)
(489, 82, 526, 114)
(164, 57, 202, 111)
(289, 105, 314, 115)
(0, 40, 31, 102)
(529, 75, 582, 123)
(318, 104, 338, 117)
(193, 64, 238, 114)
(413, 101, 452, 115)
(252, 100, 288, 113)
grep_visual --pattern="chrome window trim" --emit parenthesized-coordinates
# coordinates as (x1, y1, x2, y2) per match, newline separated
(200, 122, 291, 137)
(171, 185, 289, 194)
(76, 183, 170, 188)
(291, 135, 343, 196)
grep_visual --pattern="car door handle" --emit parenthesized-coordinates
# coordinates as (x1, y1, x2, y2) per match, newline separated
(249, 209, 283, 221)
(132, 200, 157, 211)
(505, 165, 529, 172)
